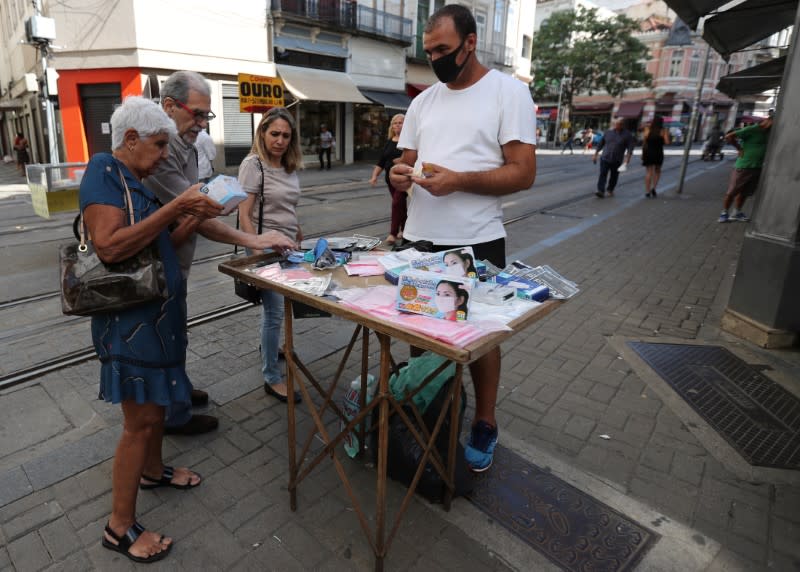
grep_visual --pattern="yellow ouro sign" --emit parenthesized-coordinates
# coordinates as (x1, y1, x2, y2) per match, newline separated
(238, 73, 284, 113)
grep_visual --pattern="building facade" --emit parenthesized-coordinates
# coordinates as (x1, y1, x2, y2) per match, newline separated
(1, 0, 535, 175)
(532, 0, 782, 144)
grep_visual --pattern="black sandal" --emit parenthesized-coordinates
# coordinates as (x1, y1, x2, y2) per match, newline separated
(140, 465, 201, 490)
(101, 521, 171, 563)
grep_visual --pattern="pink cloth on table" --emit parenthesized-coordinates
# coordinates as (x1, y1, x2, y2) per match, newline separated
(338, 286, 508, 347)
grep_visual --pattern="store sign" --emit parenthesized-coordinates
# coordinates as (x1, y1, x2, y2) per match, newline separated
(238, 73, 284, 113)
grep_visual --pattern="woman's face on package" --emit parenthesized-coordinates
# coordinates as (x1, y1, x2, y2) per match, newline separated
(435, 282, 461, 313)
(262, 117, 292, 160)
(443, 252, 467, 276)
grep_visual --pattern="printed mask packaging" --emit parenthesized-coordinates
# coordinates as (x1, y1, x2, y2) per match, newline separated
(200, 175, 248, 215)
(409, 246, 479, 279)
(397, 269, 473, 322)
(492, 272, 550, 302)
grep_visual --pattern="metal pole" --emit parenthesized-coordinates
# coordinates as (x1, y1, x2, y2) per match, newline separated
(35, 0, 59, 164)
(677, 43, 711, 194)
(554, 77, 564, 148)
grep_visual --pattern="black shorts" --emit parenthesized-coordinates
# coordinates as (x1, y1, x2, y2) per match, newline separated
(431, 237, 506, 269)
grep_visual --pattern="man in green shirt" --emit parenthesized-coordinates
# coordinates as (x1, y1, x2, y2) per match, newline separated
(718, 114, 773, 222)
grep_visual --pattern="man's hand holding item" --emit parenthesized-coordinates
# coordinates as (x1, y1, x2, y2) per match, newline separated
(410, 162, 458, 197)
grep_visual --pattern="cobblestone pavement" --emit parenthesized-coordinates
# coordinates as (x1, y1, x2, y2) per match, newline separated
(1, 156, 798, 571)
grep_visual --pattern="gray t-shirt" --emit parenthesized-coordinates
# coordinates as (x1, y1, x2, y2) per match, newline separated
(238, 153, 300, 240)
(143, 133, 199, 278)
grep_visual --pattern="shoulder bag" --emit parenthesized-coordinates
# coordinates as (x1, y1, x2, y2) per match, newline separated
(59, 169, 168, 316)
(233, 158, 265, 305)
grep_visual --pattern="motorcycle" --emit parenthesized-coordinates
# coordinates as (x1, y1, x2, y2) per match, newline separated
(701, 134, 725, 161)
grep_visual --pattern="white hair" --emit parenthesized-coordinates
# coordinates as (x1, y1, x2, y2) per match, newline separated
(110, 96, 177, 150)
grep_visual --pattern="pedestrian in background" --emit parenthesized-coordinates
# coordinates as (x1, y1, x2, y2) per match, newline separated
(592, 118, 634, 198)
(561, 128, 575, 154)
(14, 132, 29, 176)
(370, 113, 406, 244)
(238, 107, 304, 403)
(195, 129, 216, 183)
(318, 123, 334, 170)
(582, 127, 593, 153)
(641, 115, 669, 198)
(718, 113, 773, 223)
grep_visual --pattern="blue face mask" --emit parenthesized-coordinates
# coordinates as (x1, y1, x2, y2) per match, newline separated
(430, 40, 469, 84)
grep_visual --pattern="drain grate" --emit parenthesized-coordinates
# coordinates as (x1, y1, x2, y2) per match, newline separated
(628, 342, 800, 470)
(467, 445, 657, 572)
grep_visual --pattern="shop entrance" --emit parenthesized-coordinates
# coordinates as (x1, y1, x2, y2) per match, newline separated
(79, 83, 121, 156)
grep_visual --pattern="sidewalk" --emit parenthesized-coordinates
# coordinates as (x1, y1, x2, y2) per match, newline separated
(1, 159, 798, 571)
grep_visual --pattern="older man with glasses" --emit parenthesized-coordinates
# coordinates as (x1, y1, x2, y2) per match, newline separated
(144, 71, 295, 437)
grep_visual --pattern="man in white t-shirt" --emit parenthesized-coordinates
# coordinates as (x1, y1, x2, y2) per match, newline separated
(389, 4, 537, 473)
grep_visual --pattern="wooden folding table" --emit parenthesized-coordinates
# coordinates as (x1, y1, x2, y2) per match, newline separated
(220, 253, 561, 571)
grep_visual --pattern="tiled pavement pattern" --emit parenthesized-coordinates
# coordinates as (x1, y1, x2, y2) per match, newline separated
(1, 156, 799, 571)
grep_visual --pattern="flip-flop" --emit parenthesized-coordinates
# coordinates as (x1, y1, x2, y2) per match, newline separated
(101, 521, 171, 563)
(140, 465, 201, 490)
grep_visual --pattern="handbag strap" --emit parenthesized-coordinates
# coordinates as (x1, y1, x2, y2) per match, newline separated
(77, 165, 137, 253)
(256, 157, 264, 234)
(233, 156, 265, 255)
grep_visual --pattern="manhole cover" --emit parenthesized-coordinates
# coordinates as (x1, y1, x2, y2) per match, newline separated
(467, 445, 657, 572)
(628, 342, 800, 470)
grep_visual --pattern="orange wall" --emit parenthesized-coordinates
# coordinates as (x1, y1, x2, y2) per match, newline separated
(58, 68, 142, 163)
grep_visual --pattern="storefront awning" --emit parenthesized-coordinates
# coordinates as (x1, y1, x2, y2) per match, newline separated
(616, 101, 645, 118)
(703, 0, 798, 58)
(276, 65, 370, 104)
(717, 56, 786, 98)
(406, 83, 430, 96)
(572, 103, 614, 113)
(359, 89, 413, 111)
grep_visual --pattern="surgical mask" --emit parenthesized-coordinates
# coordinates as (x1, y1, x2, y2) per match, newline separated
(436, 295, 456, 313)
(445, 264, 464, 276)
(430, 41, 469, 84)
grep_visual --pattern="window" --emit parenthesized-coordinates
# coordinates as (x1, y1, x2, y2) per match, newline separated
(521, 35, 532, 59)
(689, 54, 699, 77)
(494, 0, 506, 35)
(475, 10, 487, 49)
(669, 50, 683, 77)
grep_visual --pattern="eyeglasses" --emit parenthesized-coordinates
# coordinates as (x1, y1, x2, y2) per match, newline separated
(172, 98, 216, 122)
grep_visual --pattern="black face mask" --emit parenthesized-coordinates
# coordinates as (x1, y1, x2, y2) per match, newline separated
(430, 41, 469, 84)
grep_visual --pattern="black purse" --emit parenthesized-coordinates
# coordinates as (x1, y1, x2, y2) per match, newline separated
(234, 158, 265, 305)
(59, 168, 168, 316)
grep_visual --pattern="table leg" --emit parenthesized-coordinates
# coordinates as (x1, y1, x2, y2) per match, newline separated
(443, 363, 463, 511)
(285, 298, 298, 512)
(374, 333, 391, 570)
(358, 327, 370, 456)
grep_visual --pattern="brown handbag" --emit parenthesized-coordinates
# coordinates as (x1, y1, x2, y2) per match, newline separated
(59, 169, 168, 316)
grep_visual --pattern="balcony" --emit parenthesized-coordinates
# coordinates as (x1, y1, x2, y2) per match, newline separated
(271, 0, 412, 44)
(477, 42, 514, 68)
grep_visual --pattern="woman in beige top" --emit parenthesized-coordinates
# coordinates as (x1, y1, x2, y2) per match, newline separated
(238, 107, 303, 403)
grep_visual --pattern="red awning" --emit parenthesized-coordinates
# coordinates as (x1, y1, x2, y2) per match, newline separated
(536, 107, 558, 120)
(616, 101, 645, 118)
(406, 83, 430, 96)
(572, 103, 614, 113)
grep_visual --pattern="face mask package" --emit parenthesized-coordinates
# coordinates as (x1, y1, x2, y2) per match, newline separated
(200, 175, 248, 215)
(409, 246, 479, 279)
(397, 269, 473, 322)
(492, 272, 550, 302)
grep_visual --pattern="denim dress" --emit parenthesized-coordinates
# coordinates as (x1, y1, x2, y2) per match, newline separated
(79, 153, 191, 408)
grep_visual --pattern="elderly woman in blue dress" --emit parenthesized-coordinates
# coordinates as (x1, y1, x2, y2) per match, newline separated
(80, 96, 223, 563)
